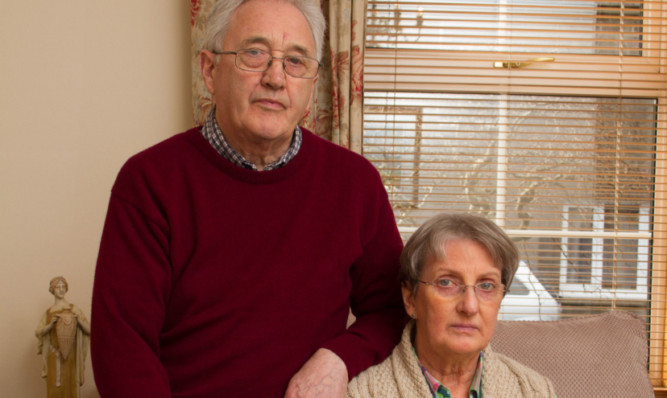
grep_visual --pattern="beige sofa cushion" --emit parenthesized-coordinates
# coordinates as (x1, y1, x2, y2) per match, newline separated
(490, 311, 653, 398)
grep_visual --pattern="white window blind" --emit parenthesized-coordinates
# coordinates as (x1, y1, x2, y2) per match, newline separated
(363, 0, 667, 386)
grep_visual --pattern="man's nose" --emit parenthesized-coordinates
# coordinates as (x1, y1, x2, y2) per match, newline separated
(261, 58, 286, 89)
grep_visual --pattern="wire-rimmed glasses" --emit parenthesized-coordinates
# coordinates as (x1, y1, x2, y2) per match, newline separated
(417, 278, 506, 302)
(213, 48, 320, 79)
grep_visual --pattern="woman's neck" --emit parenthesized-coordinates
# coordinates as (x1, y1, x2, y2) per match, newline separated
(415, 342, 480, 396)
(51, 297, 70, 309)
(421, 354, 478, 385)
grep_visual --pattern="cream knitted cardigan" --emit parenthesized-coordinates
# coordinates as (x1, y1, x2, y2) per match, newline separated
(347, 322, 556, 398)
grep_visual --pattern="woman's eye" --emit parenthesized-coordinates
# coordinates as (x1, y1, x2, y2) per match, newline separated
(436, 279, 455, 287)
(478, 282, 496, 291)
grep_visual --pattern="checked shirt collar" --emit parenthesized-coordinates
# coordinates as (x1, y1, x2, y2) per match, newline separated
(201, 106, 302, 171)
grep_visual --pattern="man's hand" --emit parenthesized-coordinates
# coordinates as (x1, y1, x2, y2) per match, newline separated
(284, 348, 348, 398)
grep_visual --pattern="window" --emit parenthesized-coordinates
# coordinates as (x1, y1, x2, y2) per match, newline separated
(510, 279, 530, 295)
(363, 0, 667, 387)
(558, 205, 650, 300)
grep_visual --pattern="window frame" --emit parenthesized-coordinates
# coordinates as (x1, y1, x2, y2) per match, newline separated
(363, 0, 667, 387)
(557, 204, 650, 301)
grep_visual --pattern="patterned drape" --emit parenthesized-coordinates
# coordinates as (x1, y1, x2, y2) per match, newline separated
(190, 0, 365, 152)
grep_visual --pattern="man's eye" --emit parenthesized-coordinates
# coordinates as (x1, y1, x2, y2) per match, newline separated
(244, 48, 265, 57)
(436, 279, 455, 287)
(285, 56, 306, 67)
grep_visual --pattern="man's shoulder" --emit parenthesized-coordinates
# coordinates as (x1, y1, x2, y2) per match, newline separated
(112, 127, 205, 192)
(126, 127, 202, 165)
(301, 128, 376, 171)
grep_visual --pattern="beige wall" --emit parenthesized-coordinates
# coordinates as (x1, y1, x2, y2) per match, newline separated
(0, 1, 192, 396)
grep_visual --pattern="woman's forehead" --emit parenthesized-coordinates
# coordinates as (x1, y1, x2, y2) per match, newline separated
(423, 239, 501, 278)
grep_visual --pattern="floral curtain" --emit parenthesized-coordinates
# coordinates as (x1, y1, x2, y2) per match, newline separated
(190, 0, 365, 152)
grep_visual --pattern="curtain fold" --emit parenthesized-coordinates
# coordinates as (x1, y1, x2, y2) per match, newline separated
(190, 0, 366, 153)
(190, 0, 215, 125)
(322, 0, 366, 152)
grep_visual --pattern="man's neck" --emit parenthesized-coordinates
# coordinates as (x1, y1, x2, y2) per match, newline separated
(227, 134, 293, 170)
(201, 108, 302, 171)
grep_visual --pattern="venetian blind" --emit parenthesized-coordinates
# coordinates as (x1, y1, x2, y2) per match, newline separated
(362, 0, 667, 387)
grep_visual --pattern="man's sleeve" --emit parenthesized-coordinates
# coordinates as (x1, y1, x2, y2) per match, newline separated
(91, 189, 173, 397)
(322, 181, 406, 379)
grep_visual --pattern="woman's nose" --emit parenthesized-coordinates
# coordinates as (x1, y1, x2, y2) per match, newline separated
(457, 285, 480, 315)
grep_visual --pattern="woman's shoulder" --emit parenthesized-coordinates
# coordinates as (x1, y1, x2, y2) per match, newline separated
(484, 346, 557, 397)
(346, 355, 397, 398)
(347, 324, 432, 398)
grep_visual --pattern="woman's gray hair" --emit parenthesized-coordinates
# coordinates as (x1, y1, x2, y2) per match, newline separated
(202, 0, 326, 61)
(400, 213, 519, 295)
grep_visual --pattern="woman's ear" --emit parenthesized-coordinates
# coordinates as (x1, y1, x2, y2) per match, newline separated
(402, 284, 416, 319)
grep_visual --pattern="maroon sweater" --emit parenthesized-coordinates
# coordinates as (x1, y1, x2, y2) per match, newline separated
(91, 127, 405, 397)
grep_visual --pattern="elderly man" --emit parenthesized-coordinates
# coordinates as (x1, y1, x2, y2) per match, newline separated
(90, 0, 404, 397)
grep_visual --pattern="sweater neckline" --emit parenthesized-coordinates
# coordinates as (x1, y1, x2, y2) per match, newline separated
(187, 126, 313, 185)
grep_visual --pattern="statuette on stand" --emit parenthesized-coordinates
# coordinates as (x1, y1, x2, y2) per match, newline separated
(35, 276, 90, 398)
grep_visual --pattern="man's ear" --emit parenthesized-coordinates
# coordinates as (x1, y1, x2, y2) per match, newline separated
(302, 75, 318, 118)
(200, 50, 217, 95)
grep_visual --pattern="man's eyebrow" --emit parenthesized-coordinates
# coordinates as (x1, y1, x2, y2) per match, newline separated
(240, 36, 271, 49)
(240, 36, 312, 56)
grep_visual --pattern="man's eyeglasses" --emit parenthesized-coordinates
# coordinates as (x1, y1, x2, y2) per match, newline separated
(417, 278, 506, 302)
(213, 48, 321, 79)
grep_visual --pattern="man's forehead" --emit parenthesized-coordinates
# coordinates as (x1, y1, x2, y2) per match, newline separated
(224, 0, 316, 55)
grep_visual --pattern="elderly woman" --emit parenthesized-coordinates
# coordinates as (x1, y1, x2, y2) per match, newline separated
(347, 213, 556, 397)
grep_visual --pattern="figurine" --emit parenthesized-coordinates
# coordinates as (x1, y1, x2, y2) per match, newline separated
(35, 276, 90, 398)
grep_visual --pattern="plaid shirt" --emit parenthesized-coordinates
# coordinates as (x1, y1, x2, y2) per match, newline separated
(415, 348, 483, 398)
(201, 107, 302, 171)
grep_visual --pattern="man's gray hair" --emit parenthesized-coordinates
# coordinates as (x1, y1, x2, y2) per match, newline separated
(400, 213, 520, 295)
(202, 0, 326, 61)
